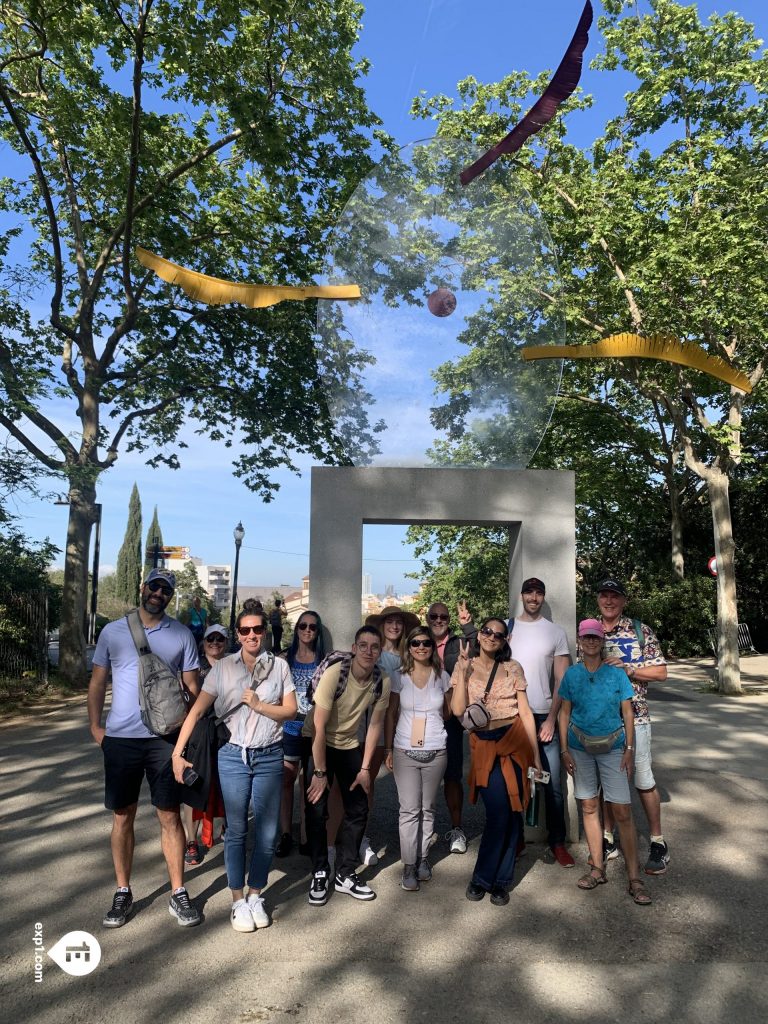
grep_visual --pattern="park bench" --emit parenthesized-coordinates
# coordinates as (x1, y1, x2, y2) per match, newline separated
(708, 622, 759, 657)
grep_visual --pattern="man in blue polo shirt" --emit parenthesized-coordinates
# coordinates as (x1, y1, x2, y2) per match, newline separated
(88, 569, 201, 928)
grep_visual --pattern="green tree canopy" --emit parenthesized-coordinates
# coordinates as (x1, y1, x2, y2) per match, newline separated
(408, 0, 767, 691)
(0, 0, 380, 682)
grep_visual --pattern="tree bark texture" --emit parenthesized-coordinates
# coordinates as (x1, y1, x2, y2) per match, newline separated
(709, 472, 742, 695)
(58, 486, 96, 686)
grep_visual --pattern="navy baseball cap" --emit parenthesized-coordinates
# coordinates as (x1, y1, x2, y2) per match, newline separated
(597, 578, 626, 597)
(145, 568, 176, 590)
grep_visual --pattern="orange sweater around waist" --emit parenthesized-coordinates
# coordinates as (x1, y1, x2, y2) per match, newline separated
(468, 718, 535, 812)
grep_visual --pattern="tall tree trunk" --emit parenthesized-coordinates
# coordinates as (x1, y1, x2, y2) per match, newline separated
(668, 478, 685, 580)
(59, 484, 97, 687)
(709, 472, 742, 695)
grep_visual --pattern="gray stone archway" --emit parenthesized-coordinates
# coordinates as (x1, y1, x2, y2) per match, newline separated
(308, 467, 576, 653)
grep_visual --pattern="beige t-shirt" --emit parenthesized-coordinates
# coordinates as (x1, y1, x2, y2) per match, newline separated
(302, 660, 390, 750)
(451, 658, 527, 721)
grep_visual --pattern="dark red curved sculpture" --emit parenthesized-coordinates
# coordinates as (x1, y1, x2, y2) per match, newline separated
(460, 0, 593, 186)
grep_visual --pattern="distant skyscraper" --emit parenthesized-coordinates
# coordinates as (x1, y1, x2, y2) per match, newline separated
(385, 584, 394, 598)
(362, 573, 372, 597)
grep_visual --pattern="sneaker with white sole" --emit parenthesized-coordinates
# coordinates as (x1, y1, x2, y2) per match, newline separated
(335, 871, 376, 901)
(359, 835, 379, 867)
(103, 888, 133, 928)
(231, 898, 255, 932)
(604, 835, 620, 861)
(446, 827, 468, 854)
(644, 839, 670, 875)
(246, 892, 270, 928)
(308, 870, 330, 906)
(168, 888, 201, 927)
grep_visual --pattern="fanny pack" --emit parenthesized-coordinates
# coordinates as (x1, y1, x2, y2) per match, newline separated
(404, 748, 439, 763)
(569, 723, 624, 755)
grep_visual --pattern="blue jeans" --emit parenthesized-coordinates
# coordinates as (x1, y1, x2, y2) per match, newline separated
(471, 727, 524, 891)
(217, 741, 283, 891)
(533, 712, 566, 846)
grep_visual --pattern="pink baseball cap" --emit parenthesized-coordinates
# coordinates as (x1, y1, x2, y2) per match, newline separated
(578, 618, 605, 639)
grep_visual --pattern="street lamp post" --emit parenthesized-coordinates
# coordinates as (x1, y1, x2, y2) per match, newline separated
(228, 521, 245, 648)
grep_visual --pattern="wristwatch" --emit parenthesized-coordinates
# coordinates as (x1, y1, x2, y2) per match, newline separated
(313, 769, 327, 778)
(625, 745, 634, 751)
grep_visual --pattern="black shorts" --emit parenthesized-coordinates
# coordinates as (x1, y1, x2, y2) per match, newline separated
(102, 734, 182, 811)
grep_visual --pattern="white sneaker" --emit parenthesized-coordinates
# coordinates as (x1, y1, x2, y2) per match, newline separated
(231, 898, 255, 932)
(359, 835, 379, 867)
(335, 871, 376, 901)
(446, 827, 468, 854)
(246, 892, 270, 929)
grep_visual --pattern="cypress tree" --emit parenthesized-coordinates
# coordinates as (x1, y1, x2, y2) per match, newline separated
(144, 506, 164, 578)
(115, 483, 143, 605)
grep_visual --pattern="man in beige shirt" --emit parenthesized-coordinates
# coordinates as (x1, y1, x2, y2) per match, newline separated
(302, 625, 390, 905)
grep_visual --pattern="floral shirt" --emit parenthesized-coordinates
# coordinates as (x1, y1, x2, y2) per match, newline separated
(599, 616, 666, 725)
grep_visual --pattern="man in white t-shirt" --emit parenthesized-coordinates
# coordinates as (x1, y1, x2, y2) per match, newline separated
(507, 577, 573, 868)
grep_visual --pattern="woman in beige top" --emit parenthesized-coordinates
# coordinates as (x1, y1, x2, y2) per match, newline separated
(451, 616, 542, 906)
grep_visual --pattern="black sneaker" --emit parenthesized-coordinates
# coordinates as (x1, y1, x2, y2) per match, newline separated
(103, 888, 133, 928)
(604, 835, 619, 861)
(465, 882, 486, 902)
(308, 870, 330, 906)
(489, 885, 510, 906)
(644, 840, 670, 875)
(334, 871, 376, 901)
(168, 888, 201, 927)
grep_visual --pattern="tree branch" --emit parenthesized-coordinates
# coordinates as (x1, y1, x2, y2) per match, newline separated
(102, 391, 190, 467)
(0, 78, 76, 344)
(0, 412, 65, 472)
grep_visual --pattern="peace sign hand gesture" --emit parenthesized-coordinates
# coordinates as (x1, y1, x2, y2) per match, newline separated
(457, 639, 473, 679)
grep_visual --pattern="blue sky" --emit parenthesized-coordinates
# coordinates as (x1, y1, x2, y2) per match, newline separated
(9, 0, 767, 594)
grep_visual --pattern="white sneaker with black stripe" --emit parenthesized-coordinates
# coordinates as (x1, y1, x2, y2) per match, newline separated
(335, 871, 376, 901)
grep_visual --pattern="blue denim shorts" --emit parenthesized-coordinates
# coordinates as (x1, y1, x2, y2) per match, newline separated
(570, 745, 631, 804)
(282, 718, 304, 762)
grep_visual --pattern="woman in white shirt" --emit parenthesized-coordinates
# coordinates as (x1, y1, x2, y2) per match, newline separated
(385, 626, 451, 891)
(172, 610, 296, 932)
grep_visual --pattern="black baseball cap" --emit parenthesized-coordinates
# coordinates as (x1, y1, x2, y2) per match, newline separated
(521, 577, 546, 594)
(597, 578, 627, 597)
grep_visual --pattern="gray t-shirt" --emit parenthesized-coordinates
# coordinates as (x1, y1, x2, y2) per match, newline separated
(94, 614, 199, 739)
(203, 651, 294, 749)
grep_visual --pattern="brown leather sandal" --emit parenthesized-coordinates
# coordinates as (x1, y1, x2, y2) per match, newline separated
(628, 878, 652, 905)
(578, 866, 607, 890)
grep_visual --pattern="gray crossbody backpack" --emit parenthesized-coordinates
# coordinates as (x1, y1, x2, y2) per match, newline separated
(126, 610, 188, 736)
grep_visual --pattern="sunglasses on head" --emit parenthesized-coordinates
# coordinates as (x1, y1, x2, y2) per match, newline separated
(237, 624, 266, 636)
(428, 613, 449, 622)
(147, 581, 173, 596)
(409, 637, 434, 649)
(480, 626, 506, 642)
(297, 622, 318, 632)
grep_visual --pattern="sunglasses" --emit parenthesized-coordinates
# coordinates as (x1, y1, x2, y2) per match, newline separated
(480, 626, 506, 642)
(428, 613, 449, 622)
(409, 638, 434, 649)
(297, 622, 319, 632)
(206, 636, 226, 644)
(237, 625, 266, 636)
(581, 634, 603, 641)
(147, 581, 173, 596)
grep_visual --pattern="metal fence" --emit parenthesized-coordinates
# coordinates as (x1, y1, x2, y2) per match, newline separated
(0, 589, 49, 684)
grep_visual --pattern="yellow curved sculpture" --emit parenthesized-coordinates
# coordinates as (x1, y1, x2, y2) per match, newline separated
(136, 247, 361, 309)
(521, 332, 751, 394)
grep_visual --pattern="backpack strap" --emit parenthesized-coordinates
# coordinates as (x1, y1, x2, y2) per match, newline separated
(632, 619, 646, 653)
(126, 609, 151, 656)
(507, 617, 515, 636)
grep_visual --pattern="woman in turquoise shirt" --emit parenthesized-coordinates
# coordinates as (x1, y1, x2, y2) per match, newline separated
(559, 619, 651, 905)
